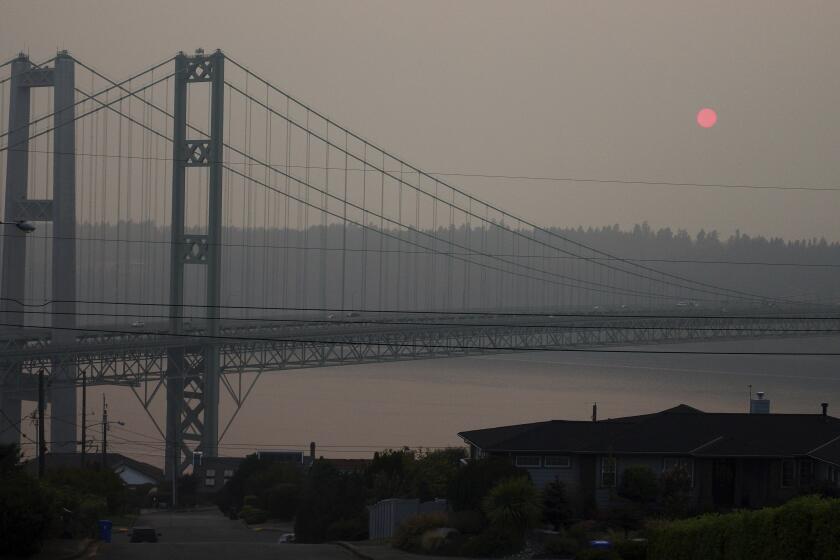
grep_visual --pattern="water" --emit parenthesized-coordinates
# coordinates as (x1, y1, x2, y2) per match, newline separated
(33, 336, 840, 465)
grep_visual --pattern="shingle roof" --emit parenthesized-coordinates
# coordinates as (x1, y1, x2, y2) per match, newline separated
(24, 452, 164, 483)
(458, 405, 840, 463)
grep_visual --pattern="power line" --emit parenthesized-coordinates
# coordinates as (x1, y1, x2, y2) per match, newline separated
(2, 230, 838, 270)
(7, 146, 840, 194)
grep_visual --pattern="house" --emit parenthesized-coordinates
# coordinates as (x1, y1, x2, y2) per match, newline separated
(458, 404, 840, 513)
(195, 456, 244, 498)
(24, 452, 164, 487)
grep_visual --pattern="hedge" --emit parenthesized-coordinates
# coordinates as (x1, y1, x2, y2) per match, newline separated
(648, 495, 840, 560)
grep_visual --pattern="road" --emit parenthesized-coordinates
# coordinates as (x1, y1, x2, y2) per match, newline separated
(96, 509, 355, 560)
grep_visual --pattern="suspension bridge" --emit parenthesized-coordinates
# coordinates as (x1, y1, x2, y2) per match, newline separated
(0, 49, 837, 475)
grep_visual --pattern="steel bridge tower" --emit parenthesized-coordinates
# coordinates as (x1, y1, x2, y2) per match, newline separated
(166, 49, 225, 476)
(0, 52, 77, 452)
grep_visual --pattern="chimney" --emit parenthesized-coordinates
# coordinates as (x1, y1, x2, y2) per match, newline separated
(309, 441, 316, 463)
(592, 403, 597, 422)
(750, 391, 770, 414)
(821, 403, 829, 417)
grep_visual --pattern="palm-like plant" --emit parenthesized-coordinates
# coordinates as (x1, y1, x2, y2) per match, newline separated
(482, 476, 542, 532)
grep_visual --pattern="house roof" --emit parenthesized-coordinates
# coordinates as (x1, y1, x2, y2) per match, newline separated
(23, 452, 164, 483)
(458, 405, 840, 464)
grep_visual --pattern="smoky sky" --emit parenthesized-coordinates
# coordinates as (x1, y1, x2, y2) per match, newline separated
(2, 0, 839, 241)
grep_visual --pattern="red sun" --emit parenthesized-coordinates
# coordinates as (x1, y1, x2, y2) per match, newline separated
(696, 108, 717, 128)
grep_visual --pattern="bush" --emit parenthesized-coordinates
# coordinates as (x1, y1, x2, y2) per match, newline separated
(544, 534, 580, 557)
(392, 512, 449, 551)
(543, 479, 574, 530)
(325, 516, 368, 541)
(263, 483, 299, 520)
(243, 494, 259, 507)
(660, 466, 692, 519)
(482, 477, 542, 533)
(614, 539, 648, 560)
(0, 470, 52, 556)
(447, 509, 485, 534)
(459, 528, 523, 558)
(574, 549, 621, 560)
(619, 466, 658, 504)
(448, 457, 526, 511)
(294, 460, 367, 543)
(647, 495, 840, 560)
(567, 520, 601, 547)
(239, 505, 269, 525)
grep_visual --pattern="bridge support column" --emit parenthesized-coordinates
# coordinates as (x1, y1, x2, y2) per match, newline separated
(50, 52, 78, 453)
(167, 49, 224, 476)
(2, 52, 77, 452)
(0, 55, 30, 450)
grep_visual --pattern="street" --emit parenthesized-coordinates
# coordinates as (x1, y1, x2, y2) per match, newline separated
(96, 509, 356, 560)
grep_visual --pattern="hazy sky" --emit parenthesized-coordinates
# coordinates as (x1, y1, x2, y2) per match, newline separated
(2, 0, 839, 241)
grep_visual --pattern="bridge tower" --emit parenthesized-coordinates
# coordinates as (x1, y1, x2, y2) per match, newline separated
(166, 49, 224, 476)
(0, 52, 77, 452)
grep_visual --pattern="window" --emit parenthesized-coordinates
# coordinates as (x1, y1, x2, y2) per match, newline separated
(205, 477, 216, 487)
(223, 469, 234, 479)
(206, 469, 216, 477)
(514, 455, 541, 468)
(544, 455, 571, 468)
(600, 457, 617, 488)
(781, 460, 795, 488)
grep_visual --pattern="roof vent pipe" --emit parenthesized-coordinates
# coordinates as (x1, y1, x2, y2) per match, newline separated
(592, 403, 597, 422)
(822, 403, 829, 417)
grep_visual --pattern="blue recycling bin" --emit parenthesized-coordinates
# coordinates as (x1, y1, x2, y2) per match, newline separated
(98, 520, 113, 543)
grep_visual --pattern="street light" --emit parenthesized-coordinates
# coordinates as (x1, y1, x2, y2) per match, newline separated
(0, 219, 36, 233)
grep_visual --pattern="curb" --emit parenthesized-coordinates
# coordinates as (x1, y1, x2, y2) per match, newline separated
(57, 539, 98, 560)
(335, 541, 376, 560)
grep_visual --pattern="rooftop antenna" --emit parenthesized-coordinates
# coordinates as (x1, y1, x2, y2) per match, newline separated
(747, 384, 752, 412)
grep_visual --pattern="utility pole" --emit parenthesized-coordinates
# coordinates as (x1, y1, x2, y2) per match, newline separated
(171, 409, 178, 509)
(101, 394, 107, 469)
(80, 369, 87, 468)
(37, 368, 45, 477)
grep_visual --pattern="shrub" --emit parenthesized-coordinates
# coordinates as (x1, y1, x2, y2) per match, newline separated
(448, 457, 526, 511)
(482, 476, 542, 533)
(239, 505, 269, 525)
(325, 516, 368, 541)
(447, 509, 485, 534)
(0, 470, 52, 556)
(243, 494, 259, 507)
(392, 512, 449, 551)
(647, 496, 840, 560)
(567, 519, 601, 547)
(544, 534, 580, 557)
(606, 502, 644, 536)
(614, 539, 648, 560)
(543, 479, 574, 530)
(263, 483, 299, 520)
(459, 528, 523, 558)
(619, 466, 658, 504)
(660, 466, 692, 518)
(420, 528, 460, 553)
(574, 549, 621, 560)
(294, 460, 366, 543)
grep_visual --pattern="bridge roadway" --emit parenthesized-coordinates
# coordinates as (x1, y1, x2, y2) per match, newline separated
(1, 307, 838, 390)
